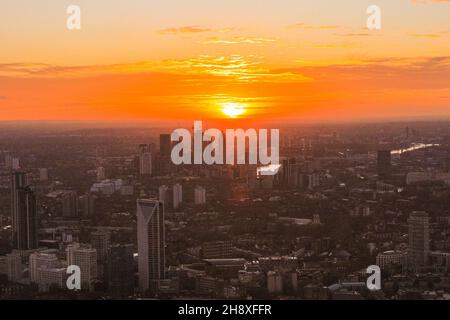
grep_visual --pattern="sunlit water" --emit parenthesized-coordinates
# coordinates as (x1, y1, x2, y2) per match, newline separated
(391, 143, 440, 155)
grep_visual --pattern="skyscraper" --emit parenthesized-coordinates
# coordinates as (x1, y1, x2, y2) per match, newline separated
(139, 144, 152, 176)
(137, 199, 165, 293)
(377, 150, 392, 179)
(408, 211, 430, 271)
(91, 231, 110, 284)
(90, 231, 110, 263)
(11, 172, 38, 250)
(173, 183, 182, 210)
(11, 172, 26, 234)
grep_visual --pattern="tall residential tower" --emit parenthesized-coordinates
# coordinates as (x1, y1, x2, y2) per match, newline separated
(11, 172, 38, 250)
(137, 199, 165, 293)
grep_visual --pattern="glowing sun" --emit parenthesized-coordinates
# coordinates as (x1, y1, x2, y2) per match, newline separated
(220, 102, 246, 118)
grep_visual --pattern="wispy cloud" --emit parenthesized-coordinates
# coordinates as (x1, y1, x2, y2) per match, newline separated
(0, 62, 158, 78)
(203, 36, 276, 45)
(407, 29, 450, 38)
(287, 23, 339, 30)
(311, 43, 359, 49)
(334, 32, 371, 37)
(0, 56, 310, 84)
(157, 25, 212, 34)
(157, 55, 310, 82)
(157, 25, 234, 35)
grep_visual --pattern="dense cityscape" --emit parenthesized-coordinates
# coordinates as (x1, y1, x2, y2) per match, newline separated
(0, 121, 449, 300)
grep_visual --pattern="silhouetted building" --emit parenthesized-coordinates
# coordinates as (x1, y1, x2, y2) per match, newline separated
(377, 150, 391, 178)
(11, 172, 38, 250)
(106, 244, 135, 298)
(160, 134, 171, 158)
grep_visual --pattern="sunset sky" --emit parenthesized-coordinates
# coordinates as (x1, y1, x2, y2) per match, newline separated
(1, 0, 449, 122)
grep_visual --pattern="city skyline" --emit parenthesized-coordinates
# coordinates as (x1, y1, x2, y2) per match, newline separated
(0, 121, 449, 300)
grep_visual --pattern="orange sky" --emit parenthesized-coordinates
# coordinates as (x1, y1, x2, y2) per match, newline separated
(1, 0, 449, 122)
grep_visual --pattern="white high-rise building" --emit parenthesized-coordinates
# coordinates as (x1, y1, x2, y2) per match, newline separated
(173, 183, 182, 209)
(66, 244, 97, 291)
(408, 211, 430, 271)
(137, 199, 165, 293)
(29, 252, 66, 292)
(29, 252, 60, 282)
(194, 186, 206, 205)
